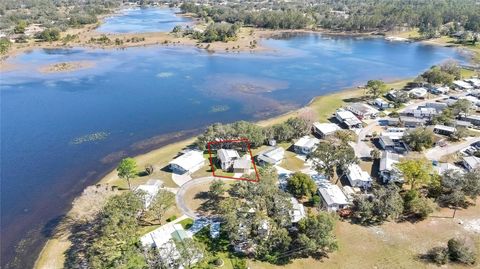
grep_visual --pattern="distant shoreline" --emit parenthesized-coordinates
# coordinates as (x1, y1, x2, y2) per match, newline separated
(2, 5, 477, 74)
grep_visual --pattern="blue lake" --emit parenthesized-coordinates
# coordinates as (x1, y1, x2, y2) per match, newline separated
(0, 16, 470, 269)
(96, 8, 192, 33)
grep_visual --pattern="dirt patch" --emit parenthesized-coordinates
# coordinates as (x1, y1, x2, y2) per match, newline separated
(183, 181, 212, 215)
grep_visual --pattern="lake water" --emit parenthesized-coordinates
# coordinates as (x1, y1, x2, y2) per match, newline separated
(96, 7, 192, 33)
(0, 8, 469, 269)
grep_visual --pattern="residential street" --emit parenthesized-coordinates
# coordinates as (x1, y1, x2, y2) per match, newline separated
(352, 119, 380, 159)
(424, 137, 480, 161)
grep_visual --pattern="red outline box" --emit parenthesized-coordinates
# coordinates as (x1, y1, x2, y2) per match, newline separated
(206, 138, 260, 182)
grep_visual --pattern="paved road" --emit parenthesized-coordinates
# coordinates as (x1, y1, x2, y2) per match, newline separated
(424, 137, 480, 161)
(352, 119, 381, 159)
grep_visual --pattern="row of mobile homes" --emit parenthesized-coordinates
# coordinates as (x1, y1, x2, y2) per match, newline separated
(387, 116, 426, 128)
(453, 80, 474, 91)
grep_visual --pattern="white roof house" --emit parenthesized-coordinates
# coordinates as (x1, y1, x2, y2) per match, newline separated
(462, 156, 480, 172)
(374, 98, 390, 109)
(317, 182, 350, 212)
(135, 179, 163, 208)
(345, 103, 379, 119)
(460, 115, 480, 126)
(346, 164, 372, 188)
(290, 197, 306, 223)
(409, 87, 428, 98)
(453, 80, 474, 90)
(402, 106, 438, 118)
(257, 147, 285, 165)
(430, 86, 450, 94)
(458, 96, 480, 107)
(379, 151, 404, 183)
(312, 122, 341, 138)
(293, 136, 320, 155)
(466, 78, 480, 88)
(141, 222, 198, 267)
(335, 109, 362, 129)
(169, 150, 205, 174)
(433, 162, 464, 175)
(433, 124, 457, 135)
(217, 149, 240, 170)
(233, 156, 251, 173)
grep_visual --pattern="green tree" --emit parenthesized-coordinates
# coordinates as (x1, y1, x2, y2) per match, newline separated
(295, 213, 338, 257)
(403, 128, 435, 151)
(35, 28, 61, 42)
(403, 190, 435, 220)
(437, 169, 480, 209)
(14, 20, 27, 34)
(311, 142, 358, 181)
(447, 238, 477, 265)
(352, 184, 404, 224)
(209, 179, 226, 200)
(0, 38, 12, 55)
(88, 192, 145, 268)
(175, 238, 205, 268)
(286, 172, 317, 199)
(420, 66, 455, 85)
(117, 158, 137, 190)
(396, 158, 433, 190)
(426, 246, 449, 265)
(365, 80, 387, 99)
(146, 190, 175, 224)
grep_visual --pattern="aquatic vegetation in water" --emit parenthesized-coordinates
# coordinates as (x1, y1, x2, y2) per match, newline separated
(156, 72, 174, 78)
(210, 105, 230, 113)
(71, 132, 109, 145)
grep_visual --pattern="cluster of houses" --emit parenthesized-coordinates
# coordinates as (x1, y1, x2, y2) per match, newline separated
(141, 74, 480, 261)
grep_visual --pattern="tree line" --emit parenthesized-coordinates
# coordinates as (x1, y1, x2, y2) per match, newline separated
(180, 0, 480, 35)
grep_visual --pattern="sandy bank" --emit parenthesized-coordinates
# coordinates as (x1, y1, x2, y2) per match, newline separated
(38, 61, 96, 73)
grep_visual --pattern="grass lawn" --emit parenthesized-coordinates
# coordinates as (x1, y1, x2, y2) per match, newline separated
(194, 228, 248, 269)
(178, 218, 194, 229)
(99, 138, 196, 188)
(249, 202, 480, 269)
(280, 150, 306, 172)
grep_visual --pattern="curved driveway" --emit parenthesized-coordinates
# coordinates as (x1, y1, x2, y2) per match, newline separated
(175, 176, 235, 219)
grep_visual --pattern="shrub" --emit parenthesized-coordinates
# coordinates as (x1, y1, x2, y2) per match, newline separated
(427, 246, 449, 265)
(448, 238, 477, 265)
(213, 257, 223, 266)
(166, 215, 177, 222)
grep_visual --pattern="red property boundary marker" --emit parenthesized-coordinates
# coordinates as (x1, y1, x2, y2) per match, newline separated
(206, 138, 260, 182)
